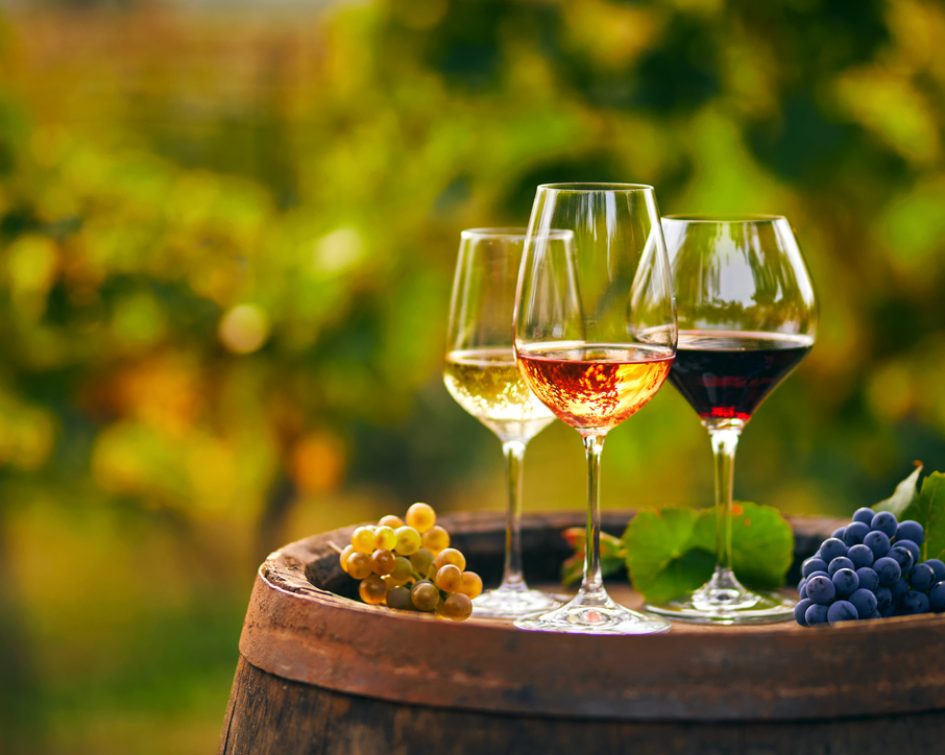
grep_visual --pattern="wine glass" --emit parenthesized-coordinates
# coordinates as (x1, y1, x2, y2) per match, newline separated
(646, 215, 817, 624)
(444, 228, 566, 619)
(513, 183, 677, 635)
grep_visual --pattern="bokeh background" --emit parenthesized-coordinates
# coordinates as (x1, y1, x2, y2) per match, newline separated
(2, 0, 945, 751)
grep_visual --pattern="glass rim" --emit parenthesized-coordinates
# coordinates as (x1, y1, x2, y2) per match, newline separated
(536, 182, 655, 194)
(662, 214, 787, 224)
(460, 227, 528, 239)
(460, 227, 573, 240)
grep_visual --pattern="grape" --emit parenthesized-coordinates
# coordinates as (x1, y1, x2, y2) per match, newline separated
(438, 592, 473, 621)
(831, 527, 846, 539)
(405, 502, 436, 533)
(827, 557, 855, 575)
(929, 582, 945, 613)
(874, 556, 901, 586)
(339, 544, 355, 574)
(797, 579, 808, 599)
(411, 581, 440, 611)
(910, 563, 936, 592)
(855, 566, 879, 592)
(832, 568, 859, 598)
(927, 559, 945, 582)
(435, 564, 463, 592)
(370, 548, 395, 575)
(896, 520, 924, 545)
(888, 545, 914, 573)
(847, 544, 874, 569)
(422, 525, 450, 554)
(351, 526, 377, 554)
(434, 547, 467, 571)
(409, 547, 435, 577)
(818, 538, 848, 563)
(863, 530, 891, 559)
(378, 514, 405, 529)
(794, 597, 813, 626)
(876, 587, 894, 616)
(459, 571, 483, 599)
(802, 557, 828, 578)
(827, 600, 858, 624)
(870, 511, 898, 537)
(374, 526, 397, 551)
(892, 578, 910, 604)
(805, 603, 829, 626)
(853, 507, 875, 525)
(806, 575, 836, 605)
(390, 556, 413, 583)
(842, 521, 870, 546)
(806, 570, 829, 581)
(895, 539, 920, 564)
(346, 552, 373, 580)
(393, 526, 422, 555)
(359, 575, 387, 605)
(849, 588, 878, 617)
(900, 590, 930, 614)
(386, 585, 413, 610)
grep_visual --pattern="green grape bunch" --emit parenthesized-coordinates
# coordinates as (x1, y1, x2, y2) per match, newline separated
(339, 502, 482, 621)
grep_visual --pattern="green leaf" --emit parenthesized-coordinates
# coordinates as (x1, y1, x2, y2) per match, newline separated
(561, 552, 583, 587)
(903, 472, 945, 562)
(872, 462, 923, 516)
(623, 509, 715, 603)
(728, 502, 795, 589)
(623, 503, 794, 601)
(560, 528, 626, 586)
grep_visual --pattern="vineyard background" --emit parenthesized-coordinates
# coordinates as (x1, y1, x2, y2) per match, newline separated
(3, 1, 945, 751)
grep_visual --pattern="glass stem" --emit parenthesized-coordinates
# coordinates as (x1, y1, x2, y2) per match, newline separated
(707, 420, 744, 586)
(580, 433, 606, 598)
(499, 440, 527, 592)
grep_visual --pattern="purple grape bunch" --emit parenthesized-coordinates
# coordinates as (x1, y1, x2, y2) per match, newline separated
(795, 507, 945, 626)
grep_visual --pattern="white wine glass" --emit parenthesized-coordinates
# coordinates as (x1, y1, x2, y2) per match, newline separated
(514, 184, 677, 635)
(444, 228, 567, 619)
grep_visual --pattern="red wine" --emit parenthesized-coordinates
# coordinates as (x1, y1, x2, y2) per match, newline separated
(516, 343, 673, 431)
(670, 331, 812, 422)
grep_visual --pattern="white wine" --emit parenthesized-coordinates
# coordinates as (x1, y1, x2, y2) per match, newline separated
(444, 347, 554, 441)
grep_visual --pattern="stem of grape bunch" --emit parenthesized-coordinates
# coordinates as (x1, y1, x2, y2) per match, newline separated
(500, 440, 527, 592)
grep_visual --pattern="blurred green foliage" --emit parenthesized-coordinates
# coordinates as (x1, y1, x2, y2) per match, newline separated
(1, 0, 945, 751)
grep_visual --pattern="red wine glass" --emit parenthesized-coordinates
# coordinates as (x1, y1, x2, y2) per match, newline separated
(646, 216, 817, 624)
(513, 183, 677, 635)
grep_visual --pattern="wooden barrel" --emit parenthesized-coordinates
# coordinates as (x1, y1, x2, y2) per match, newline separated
(220, 512, 945, 754)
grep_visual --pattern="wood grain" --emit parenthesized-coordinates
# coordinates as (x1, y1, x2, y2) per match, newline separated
(232, 511, 945, 723)
(221, 657, 945, 755)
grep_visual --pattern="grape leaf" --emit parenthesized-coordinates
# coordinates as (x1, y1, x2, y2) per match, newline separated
(902, 472, 945, 562)
(727, 502, 795, 589)
(623, 509, 715, 603)
(623, 503, 794, 602)
(872, 462, 923, 516)
(560, 528, 626, 587)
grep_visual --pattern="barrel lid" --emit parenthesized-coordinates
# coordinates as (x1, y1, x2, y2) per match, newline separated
(238, 511, 945, 721)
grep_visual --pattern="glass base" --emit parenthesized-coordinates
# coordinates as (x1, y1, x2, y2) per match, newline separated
(472, 586, 566, 620)
(646, 576, 795, 625)
(514, 589, 670, 635)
